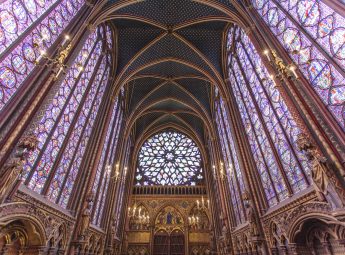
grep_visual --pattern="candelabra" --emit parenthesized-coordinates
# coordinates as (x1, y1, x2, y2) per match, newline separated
(33, 33, 84, 80)
(106, 163, 127, 182)
(263, 48, 299, 80)
(128, 203, 150, 229)
(196, 196, 210, 211)
(188, 215, 199, 228)
(212, 162, 229, 181)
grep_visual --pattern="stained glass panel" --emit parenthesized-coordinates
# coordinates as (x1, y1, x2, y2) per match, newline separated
(253, 0, 345, 130)
(92, 96, 122, 226)
(0, 0, 85, 112)
(215, 98, 246, 225)
(47, 58, 108, 204)
(20, 24, 113, 209)
(58, 66, 109, 208)
(27, 40, 102, 193)
(226, 25, 310, 206)
(136, 131, 203, 186)
(23, 31, 98, 181)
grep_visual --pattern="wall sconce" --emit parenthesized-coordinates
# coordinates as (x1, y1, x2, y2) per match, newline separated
(34, 34, 84, 80)
(106, 163, 127, 182)
(188, 215, 199, 227)
(196, 196, 210, 211)
(213, 162, 227, 180)
(263, 48, 299, 80)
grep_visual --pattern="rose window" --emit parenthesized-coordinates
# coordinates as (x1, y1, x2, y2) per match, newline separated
(136, 131, 203, 186)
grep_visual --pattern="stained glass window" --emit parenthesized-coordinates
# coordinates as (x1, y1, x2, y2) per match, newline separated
(0, 0, 85, 112)
(253, 0, 345, 130)
(227, 25, 310, 207)
(215, 93, 246, 225)
(91, 88, 124, 226)
(136, 131, 203, 186)
(21, 24, 113, 209)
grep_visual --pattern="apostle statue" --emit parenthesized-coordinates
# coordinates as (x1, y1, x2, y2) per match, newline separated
(0, 133, 38, 203)
(296, 133, 333, 203)
(243, 191, 259, 237)
(78, 192, 94, 240)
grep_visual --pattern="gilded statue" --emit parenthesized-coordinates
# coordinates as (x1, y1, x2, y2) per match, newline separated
(0, 134, 38, 203)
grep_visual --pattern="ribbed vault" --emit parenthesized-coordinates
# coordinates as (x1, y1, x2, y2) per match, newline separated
(99, 0, 248, 166)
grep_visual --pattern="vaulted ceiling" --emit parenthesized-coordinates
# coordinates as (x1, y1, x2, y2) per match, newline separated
(99, 0, 246, 148)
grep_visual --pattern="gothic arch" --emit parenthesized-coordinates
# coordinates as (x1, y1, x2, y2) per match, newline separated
(288, 212, 345, 243)
(0, 215, 46, 253)
(154, 205, 186, 234)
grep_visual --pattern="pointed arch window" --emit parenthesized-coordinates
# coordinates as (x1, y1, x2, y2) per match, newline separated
(22, 25, 113, 208)
(227, 25, 311, 207)
(0, 0, 85, 112)
(253, 0, 345, 130)
(215, 94, 246, 225)
(136, 131, 204, 186)
(91, 89, 124, 227)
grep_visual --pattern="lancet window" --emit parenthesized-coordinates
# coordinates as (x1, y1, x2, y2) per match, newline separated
(215, 94, 246, 225)
(21, 25, 114, 209)
(91, 89, 124, 227)
(0, 0, 85, 112)
(226, 25, 311, 206)
(253, 0, 345, 130)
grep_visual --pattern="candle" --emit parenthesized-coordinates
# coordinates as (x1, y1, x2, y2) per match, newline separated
(76, 65, 84, 77)
(197, 200, 200, 209)
(62, 34, 70, 46)
(36, 49, 47, 63)
(207, 199, 210, 208)
(202, 196, 204, 207)
(289, 65, 298, 78)
(264, 49, 271, 61)
(55, 66, 64, 79)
